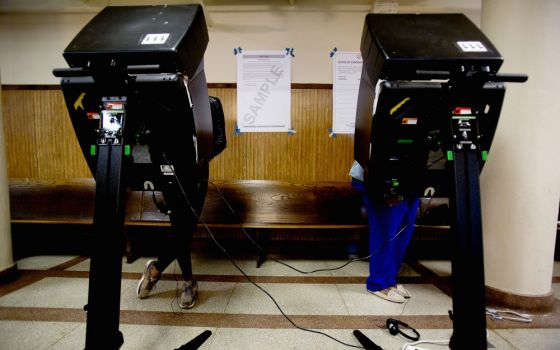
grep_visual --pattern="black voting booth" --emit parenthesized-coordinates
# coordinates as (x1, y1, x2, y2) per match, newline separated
(354, 14, 526, 349)
(53, 5, 225, 349)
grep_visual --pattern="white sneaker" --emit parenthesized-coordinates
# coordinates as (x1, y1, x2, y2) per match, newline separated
(394, 284, 411, 298)
(137, 260, 160, 299)
(179, 280, 198, 309)
(368, 287, 405, 303)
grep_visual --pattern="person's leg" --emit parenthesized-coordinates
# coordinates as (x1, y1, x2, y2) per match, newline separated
(137, 105, 201, 299)
(352, 180, 406, 292)
(151, 177, 193, 277)
(138, 139, 199, 299)
(394, 198, 420, 270)
(155, 159, 207, 282)
(153, 231, 178, 275)
(137, 173, 194, 298)
(171, 162, 208, 308)
(384, 198, 419, 287)
(367, 199, 410, 291)
(137, 160, 189, 298)
(166, 207, 197, 282)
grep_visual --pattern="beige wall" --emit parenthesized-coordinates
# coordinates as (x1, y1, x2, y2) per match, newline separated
(0, 0, 480, 84)
(481, 0, 560, 296)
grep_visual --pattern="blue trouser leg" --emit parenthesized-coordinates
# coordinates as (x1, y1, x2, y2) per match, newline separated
(352, 179, 419, 292)
(386, 198, 420, 287)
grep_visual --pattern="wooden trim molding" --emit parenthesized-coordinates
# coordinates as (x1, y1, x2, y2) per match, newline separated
(2, 83, 333, 90)
(486, 285, 555, 313)
(1, 85, 61, 90)
(291, 83, 332, 89)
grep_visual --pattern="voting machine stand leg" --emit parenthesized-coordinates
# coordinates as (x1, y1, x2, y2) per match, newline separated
(85, 143, 126, 349)
(449, 150, 487, 349)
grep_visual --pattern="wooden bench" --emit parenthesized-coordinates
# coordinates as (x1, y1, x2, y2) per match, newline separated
(9, 178, 372, 265)
(13, 179, 556, 264)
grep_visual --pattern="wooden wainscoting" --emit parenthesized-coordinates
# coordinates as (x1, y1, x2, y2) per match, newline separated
(1, 87, 90, 179)
(1, 85, 355, 182)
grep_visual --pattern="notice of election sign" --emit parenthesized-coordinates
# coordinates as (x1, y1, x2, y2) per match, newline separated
(332, 52, 362, 134)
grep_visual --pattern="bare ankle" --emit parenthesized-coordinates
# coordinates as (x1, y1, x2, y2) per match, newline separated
(149, 266, 160, 279)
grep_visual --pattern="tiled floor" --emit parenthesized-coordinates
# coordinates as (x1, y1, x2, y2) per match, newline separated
(1, 249, 559, 349)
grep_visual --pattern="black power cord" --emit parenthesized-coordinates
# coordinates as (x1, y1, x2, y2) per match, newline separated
(206, 179, 409, 274)
(161, 153, 412, 349)
(162, 154, 364, 349)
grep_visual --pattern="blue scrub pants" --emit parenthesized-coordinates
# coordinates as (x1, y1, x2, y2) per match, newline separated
(352, 179, 420, 292)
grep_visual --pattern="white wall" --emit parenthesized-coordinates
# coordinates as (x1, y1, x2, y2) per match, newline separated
(481, 0, 560, 296)
(0, 12, 96, 85)
(0, 0, 480, 84)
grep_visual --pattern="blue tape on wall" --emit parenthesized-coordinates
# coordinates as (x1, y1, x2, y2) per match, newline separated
(329, 47, 338, 58)
(328, 128, 337, 138)
(285, 47, 295, 57)
(234, 126, 241, 135)
(233, 47, 243, 55)
(288, 128, 296, 135)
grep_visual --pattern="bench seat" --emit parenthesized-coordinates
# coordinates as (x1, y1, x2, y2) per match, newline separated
(9, 178, 368, 228)
(9, 178, 452, 263)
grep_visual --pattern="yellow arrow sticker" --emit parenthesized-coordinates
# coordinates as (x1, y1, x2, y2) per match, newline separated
(389, 97, 410, 116)
(74, 92, 86, 111)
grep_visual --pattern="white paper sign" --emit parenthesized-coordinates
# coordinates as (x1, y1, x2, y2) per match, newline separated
(237, 51, 291, 132)
(332, 52, 362, 134)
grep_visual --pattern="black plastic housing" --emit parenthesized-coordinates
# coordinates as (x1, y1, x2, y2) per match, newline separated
(63, 5, 208, 77)
(360, 13, 503, 82)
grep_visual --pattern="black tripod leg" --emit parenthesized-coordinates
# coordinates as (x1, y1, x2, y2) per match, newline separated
(353, 330, 383, 350)
(449, 151, 487, 349)
(85, 144, 126, 350)
(175, 330, 212, 350)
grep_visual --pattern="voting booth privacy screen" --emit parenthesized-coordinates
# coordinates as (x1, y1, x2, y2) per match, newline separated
(353, 13, 527, 349)
(57, 5, 226, 190)
(367, 80, 505, 198)
(53, 5, 226, 349)
(355, 13, 506, 198)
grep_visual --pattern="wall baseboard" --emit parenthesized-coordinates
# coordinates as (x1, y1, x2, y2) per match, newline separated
(486, 285, 555, 313)
(0, 263, 18, 284)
